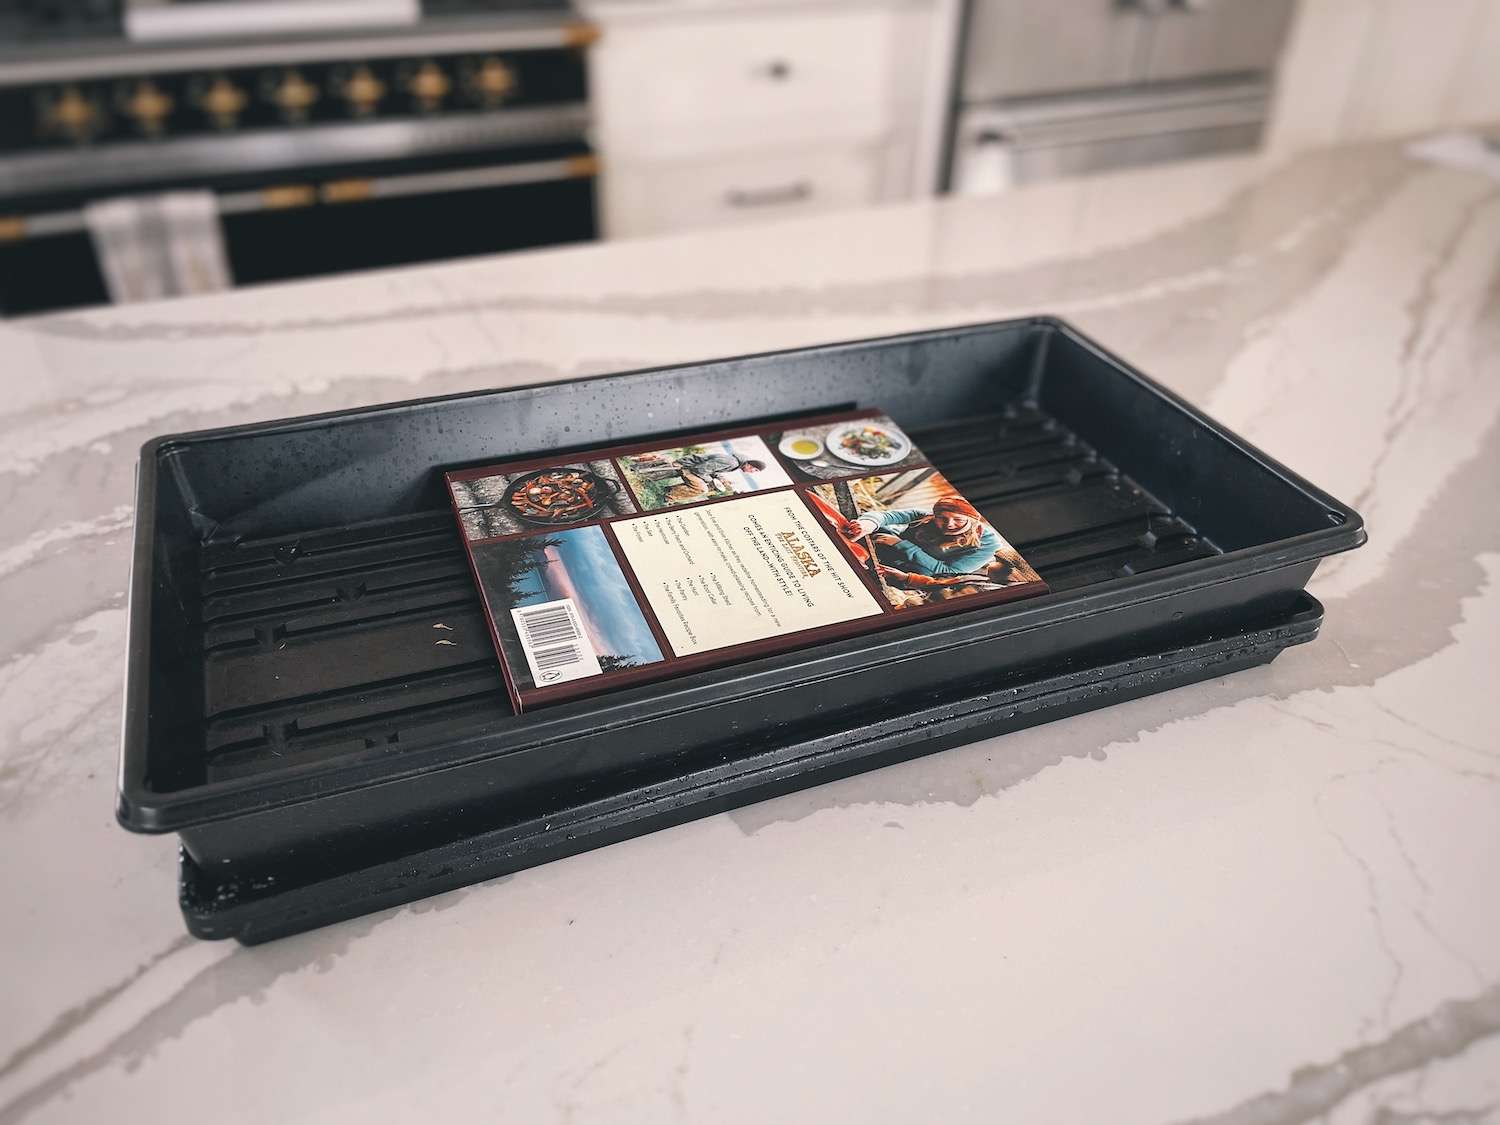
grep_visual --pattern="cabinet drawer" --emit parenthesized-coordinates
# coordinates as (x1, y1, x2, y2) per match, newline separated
(602, 144, 887, 238)
(592, 8, 900, 155)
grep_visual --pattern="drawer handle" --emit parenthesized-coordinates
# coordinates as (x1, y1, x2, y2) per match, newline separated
(726, 181, 812, 208)
(756, 59, 794, 81)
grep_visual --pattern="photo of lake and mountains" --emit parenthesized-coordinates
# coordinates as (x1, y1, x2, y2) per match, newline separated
(470, 526, 664, 693)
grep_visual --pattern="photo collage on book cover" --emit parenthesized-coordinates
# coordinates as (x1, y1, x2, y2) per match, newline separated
(446, 413, 1044, 699)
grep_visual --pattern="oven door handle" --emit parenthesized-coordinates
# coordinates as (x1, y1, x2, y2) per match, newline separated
(0, 154, 600, 242)
(223, 155, 600, 214)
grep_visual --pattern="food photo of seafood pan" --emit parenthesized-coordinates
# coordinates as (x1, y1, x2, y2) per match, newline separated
(768, 415, 925, 482)
(449, 460, 637, 540)
(507, 468, 612, 525)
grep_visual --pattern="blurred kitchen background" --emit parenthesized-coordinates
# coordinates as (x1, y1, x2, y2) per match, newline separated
(2, 0, 1498, 316)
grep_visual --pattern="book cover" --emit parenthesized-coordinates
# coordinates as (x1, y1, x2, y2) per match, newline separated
(445, 409, 1048, 712)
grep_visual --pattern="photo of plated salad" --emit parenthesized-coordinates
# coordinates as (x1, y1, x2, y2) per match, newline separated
(824, 421, 913, 467)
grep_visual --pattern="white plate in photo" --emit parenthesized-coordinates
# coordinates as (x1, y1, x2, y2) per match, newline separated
(778, 432, 825, 461)
(825, 421, 912, 467)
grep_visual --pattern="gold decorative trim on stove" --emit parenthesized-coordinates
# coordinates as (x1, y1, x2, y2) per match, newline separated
(321, 179, 374, 204)
(261, 184, 316, 209)
(563, 21, 601, 48)
(119, 79, 175, 136)
(334, 65, 387, 118)
(193, 76, 249, 129)
(265, 69, 320, 122)
(402, 60, 453, 113)
(464, 57, 519, 109)
(566, 153, 600, 178)
(39, 85, 105, 143)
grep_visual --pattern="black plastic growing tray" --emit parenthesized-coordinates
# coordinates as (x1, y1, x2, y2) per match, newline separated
(118, 318, 1364, 942)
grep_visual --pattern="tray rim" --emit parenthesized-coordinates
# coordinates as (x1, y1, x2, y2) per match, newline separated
(177, 591, 1326, 943)
(119, 317, 1365, 833)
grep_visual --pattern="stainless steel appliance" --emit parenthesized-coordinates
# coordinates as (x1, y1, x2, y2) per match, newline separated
(0, 1, 598, 314)
(948, 0, 1297, 192)
(123, 0, 420, 43)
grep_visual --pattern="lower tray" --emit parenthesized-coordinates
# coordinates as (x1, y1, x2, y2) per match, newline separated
(181, 592, 1325, 944)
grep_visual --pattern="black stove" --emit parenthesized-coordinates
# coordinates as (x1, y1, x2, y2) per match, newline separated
(0, 0, 596, 314)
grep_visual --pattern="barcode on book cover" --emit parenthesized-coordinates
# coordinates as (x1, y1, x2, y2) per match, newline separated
(510, 598, 602, 687)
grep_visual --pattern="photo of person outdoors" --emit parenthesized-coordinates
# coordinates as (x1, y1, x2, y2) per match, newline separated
(808, 469, 1043, 609)
(618, 435, 792, 510)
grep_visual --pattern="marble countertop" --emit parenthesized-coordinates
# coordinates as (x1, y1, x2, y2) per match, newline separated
(2, 132, 1498, 1125)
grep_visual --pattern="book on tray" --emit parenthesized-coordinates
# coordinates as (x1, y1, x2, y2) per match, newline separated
(446, 409, 1047, 712)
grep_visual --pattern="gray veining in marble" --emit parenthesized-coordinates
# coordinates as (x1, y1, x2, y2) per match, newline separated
(1, 129, 1498, 1124)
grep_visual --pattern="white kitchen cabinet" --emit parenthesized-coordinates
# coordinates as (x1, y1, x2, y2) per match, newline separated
(602, 139, 912, 237)
(585, 0, 955, 238)
(592, 7, 897, 155)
